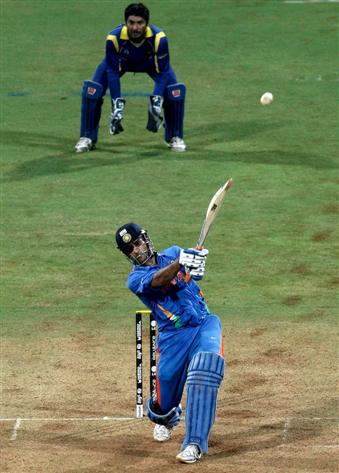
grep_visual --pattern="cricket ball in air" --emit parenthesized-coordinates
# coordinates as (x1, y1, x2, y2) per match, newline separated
(260, 92, 274, 105)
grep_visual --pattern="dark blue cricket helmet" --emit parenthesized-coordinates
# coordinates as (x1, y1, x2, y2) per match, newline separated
(115, 222, 154, 264)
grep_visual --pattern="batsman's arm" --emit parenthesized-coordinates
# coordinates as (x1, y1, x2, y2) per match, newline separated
(150, 259, 180, 288)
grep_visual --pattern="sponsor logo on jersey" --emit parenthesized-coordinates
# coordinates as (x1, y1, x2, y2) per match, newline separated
(172, 89, 181, 98)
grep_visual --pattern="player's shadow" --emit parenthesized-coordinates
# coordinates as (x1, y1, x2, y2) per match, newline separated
(1, 120, 335, 183)
(0, 129, 161, 183)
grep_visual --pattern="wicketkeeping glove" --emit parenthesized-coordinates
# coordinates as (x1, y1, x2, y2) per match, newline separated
(146, 95, 163, 132)
(109, 97, 125, 135)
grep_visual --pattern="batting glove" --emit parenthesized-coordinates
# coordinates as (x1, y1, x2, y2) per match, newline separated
(190, 261, 206, 280)
(146, 95, 163, 133)
(179, 248, 209, 269)
(110, 97, 125, 135)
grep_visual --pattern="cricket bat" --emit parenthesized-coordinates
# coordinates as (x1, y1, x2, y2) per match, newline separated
(196, 178, 233, 249)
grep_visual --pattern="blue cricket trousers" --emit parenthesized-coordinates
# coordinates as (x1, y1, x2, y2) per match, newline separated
(156, 314, 224, 413)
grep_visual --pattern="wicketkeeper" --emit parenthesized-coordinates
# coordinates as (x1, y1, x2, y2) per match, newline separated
(75, 3, 186, 153)
(116, 223, 225, 464)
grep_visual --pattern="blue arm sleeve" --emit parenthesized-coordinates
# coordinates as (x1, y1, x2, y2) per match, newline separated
(128, 268, 158, 295)
(152, 36, 176, 96)
(105, 39, 121, 99)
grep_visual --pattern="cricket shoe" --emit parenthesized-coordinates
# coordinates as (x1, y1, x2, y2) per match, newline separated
(153, 424, 173, 442)
(167, 137, 186, 152)
(176, 444, 202, 464)
(75, 137, 95, 153)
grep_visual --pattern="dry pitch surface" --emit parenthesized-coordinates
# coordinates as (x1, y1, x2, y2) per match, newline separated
(1, 318, 338, 472)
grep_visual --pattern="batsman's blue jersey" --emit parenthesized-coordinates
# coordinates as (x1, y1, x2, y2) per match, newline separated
(102, 24, 176, 99)
(128, 246, 210, 331)
(127, 246, 224, 412)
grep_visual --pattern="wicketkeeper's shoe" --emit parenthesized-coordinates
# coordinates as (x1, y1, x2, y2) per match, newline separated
(75, 137, 95, 153)
(153, 424, 173, 442)
(167, 137, 186, 152)
(176, 444, 202, 464)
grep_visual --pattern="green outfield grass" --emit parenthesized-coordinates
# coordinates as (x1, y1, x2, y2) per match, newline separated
(1, 0, 338, 344)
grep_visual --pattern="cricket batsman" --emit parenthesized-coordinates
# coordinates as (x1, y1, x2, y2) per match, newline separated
(116, 223, 225, 464)
(75, 3, 186, 153)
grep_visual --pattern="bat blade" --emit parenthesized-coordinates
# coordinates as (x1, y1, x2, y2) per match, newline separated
(197, 178, 233, 249)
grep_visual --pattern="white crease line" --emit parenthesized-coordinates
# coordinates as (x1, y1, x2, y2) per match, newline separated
(2, 416, 137, 422)
(2, 416, 337, 422)
(312, 445, 339, 448)
(10, 417, 21, 441)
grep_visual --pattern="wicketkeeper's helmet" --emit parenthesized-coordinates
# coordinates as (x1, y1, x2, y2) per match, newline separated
(115, 222, 155, 264)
